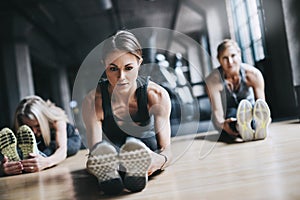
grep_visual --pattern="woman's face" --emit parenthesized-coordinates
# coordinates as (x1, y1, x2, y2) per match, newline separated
(21, 117, 41, 137)
(104, 51, 142, 93)
(218, 45, 241, 74)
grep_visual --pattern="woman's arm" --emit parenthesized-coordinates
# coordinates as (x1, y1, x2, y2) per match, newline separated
(244, 65, 266, 100)
(147, 82, 172, 175)
(205, 72, 239, 136)
(45, 120, 68, 167)
(21, 120, 67, 172)
(82, 89, 103, 150)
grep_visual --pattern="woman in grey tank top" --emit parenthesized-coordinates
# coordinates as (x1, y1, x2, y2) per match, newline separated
(206, 39, 271, 142)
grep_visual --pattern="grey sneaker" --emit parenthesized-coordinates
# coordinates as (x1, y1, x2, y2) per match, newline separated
(253, 99, 271, 140)
(86, 141, 123, 195)
(16, 125, 39, 159)
(119, 137, 152, 192)
(0, 128, 20, 161)
(236, 100, 254, 141)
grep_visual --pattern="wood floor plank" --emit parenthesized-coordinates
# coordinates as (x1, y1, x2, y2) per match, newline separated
(0, 120, 299, 200)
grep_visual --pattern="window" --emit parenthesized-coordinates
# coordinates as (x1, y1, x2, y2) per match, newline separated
(230, 0, 266, 65)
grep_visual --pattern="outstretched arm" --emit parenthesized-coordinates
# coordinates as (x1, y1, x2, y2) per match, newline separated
(245, 66, 266, 100)
(206, 71, 239, 136)
(82, 89, 103, 150)
(147, 82, 172, 175)
(21, 120, 68, 172)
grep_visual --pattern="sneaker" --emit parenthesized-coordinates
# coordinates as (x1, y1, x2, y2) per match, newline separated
(0, 128, 20, 161)
(119, 137, 152, 192)
(86, 141, 123, 195)
(236, 99, 254, 141)
(253, 99, 271, 140)
(16, 125, 39, 159)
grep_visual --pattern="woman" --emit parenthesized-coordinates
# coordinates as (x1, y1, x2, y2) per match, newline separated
(0, 95, 81, 176)
(82, 30, 172, 195)
(205, 39, 271, 142)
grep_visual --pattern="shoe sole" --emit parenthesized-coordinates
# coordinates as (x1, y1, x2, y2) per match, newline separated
(119, 139, 152, 192)
(87, 142, 123, 195)
(16, 125, 38, 159)
(236, 100, 254, 141)
(0, 128, 20, 161)
(253, 99, 270, 140)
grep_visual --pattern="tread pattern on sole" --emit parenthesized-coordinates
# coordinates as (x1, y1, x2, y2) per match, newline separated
(253, 99, 270, 140)
(119, 139, 152, 192)
(236, 100, 254, 141)
(16, 125, 38, 159)
(86, 142, 124, 195)
(0, 128, 20, 161)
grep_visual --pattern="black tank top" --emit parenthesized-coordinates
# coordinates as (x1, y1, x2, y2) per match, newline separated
(99, 76, 156, 150)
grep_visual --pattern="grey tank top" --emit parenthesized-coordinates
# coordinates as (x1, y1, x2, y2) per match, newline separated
(218, 64, 255, 111)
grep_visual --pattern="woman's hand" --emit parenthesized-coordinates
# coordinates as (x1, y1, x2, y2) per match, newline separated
(21, 153, 49, 173)
(1, 156, 23, 175)
(223, 118, 239, 136)
(148, 151, 166, 176)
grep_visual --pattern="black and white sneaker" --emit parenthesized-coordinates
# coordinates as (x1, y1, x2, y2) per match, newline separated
(0, 128, 20, 161)
(16, 125, 39, 159)
(119, 137, 152, 192)
(253, 99, 271, 140)
(86, 141, 123, 195)
(236, 99, 254, 141)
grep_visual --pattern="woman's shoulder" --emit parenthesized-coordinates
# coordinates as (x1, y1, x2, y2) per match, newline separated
(205, 67, 222, 84)
(241, 63, 263, 79)
(147, 80, 167, 94)
(86, 88, 103, 99)
(241, 63, 260, 73)
(82, 89, 103, 110)
(147, 81, 170, 104)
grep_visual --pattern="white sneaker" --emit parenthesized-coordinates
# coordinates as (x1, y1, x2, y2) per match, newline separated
(253, 99, 271, 140)
(16, 125, 39, 159)
(119, 137, 152, 192)
(236, 100, 254, 141)
(0, 128, 20, 161)
(86, 141, 123, 195)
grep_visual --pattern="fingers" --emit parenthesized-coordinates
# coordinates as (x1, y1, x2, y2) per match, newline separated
(1, 156, 9, 163)
(223, 121, 239, 136)
(2, 155, 40, 175)
(23, 165, 36, 173)
(226, 117, 237, 123)
(3, 161, 23, 175)
(28, 153, 38, 157)
(21, 158, 39, 173)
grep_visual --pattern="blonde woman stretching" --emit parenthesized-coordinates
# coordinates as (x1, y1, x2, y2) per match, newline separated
(0, 95, 81, 176)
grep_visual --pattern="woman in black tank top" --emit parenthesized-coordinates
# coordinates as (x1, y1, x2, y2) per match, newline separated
(82, 30, 172, 195)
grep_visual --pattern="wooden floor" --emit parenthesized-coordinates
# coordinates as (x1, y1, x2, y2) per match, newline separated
(1, 120, 300, 200)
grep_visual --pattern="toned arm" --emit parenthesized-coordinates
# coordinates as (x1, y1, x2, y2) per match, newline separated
(244, 65, 265, 100)
(147, 81, 172, 173)
(205, 70, 238, 136)
(82, 89, 103, 150)
(46, 120, 68, 167)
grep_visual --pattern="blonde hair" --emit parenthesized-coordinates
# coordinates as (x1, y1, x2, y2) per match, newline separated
(102, 30, 142, 63)
(14, 95, 69, 146)
(217, 39, 241, 59)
